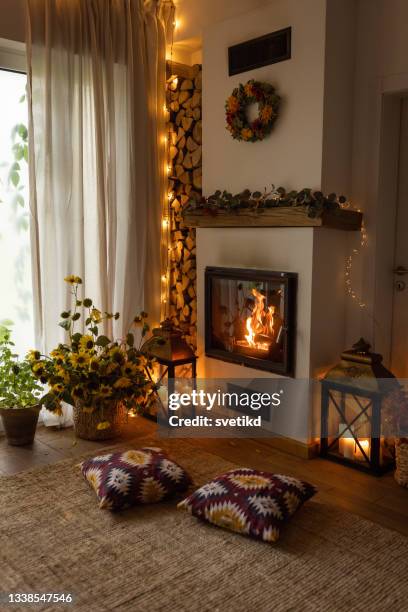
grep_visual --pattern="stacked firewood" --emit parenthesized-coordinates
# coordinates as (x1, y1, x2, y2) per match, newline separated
(167, 64, 202, 348)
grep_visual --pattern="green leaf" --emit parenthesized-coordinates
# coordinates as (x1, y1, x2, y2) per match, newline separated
(17, 124, 28, 140)
(60, 311, 71, 319)
(13, 193, 25, 208)
(96, 335, 110, 347)
(13, 143, 24, 161)
(83, 298, 92, 307)
(9, 171, 20, 187)
(72, 312, 81, 321)
(59, 320, 71, 331)
(126, 333, 134, 347)
(0, 319, 14, 327)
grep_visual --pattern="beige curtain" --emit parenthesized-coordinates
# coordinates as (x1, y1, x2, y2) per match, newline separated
(26, 0, 173, 425)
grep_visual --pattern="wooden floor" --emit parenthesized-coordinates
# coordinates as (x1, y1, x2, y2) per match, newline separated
(1, 416, 407, 537)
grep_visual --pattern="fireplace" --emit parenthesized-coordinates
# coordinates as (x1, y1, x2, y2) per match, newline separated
(205, 267, 297, 375)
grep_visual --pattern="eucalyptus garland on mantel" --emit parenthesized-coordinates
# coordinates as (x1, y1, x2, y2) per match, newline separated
(186, 186, 348, 219)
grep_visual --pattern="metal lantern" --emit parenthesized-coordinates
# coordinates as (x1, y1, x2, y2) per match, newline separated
(320, 338, 397, 475)
(141, 319, 197, 419)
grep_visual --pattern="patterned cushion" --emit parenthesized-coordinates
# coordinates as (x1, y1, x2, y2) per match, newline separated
(80, 447, 191, 511)
(177, 468, 317, 543)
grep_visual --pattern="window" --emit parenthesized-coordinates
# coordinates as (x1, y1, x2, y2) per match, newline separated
(0, 44, 34, 357)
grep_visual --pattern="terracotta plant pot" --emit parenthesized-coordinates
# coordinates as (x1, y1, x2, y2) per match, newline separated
(73, 400, 127, 441)
(395, 438, 408, 488)
(0, 405, 41, 446)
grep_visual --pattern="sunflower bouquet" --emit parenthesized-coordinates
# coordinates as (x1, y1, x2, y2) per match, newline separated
(28, 276, 156, 434)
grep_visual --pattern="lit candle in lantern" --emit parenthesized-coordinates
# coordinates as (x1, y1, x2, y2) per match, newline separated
(354, 439, 370, 461)
(338, 424, 354, 459)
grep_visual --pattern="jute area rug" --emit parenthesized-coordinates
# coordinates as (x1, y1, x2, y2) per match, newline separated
(0, 438, 407, 612)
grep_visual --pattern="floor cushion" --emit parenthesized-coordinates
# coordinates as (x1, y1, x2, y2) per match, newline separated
(80, 447, 192, 511)
(178, 468, 317, 542)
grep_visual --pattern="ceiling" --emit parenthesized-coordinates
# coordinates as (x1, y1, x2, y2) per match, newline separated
(173, 0, 273, 52)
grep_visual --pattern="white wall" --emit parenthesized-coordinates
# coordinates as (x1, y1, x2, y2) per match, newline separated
(203, 0, 327, 194)
(321, 0, 357, 196)
(347, 0, 408, 359)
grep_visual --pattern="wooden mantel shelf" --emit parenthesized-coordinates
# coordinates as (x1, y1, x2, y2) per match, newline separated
(182, 207, 362, 231)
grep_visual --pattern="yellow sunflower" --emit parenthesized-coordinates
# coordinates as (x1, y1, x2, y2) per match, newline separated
(50, 349, 65, 365)
(109, 347, 125, 365)
(122, 362, 139, 377)
(99, 385, 112, 397)
(32, 361, 46, 377)
(27, 349, 41, 362)
(64, 275, 82, 284)
(70, 351, 90, 368)
(51, 382, 65, 394)
(90, 308, 102, 323)
(79, 335, 95, 351)
(90, 357, 100, 372)
(55, 367, 70, 383)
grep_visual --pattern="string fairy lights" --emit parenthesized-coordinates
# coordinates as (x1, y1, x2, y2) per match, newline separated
(343, 202, 367, 309)
(160, 3, 177, 319)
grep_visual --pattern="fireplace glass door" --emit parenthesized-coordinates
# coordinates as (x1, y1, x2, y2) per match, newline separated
(205, 267, 297, 375)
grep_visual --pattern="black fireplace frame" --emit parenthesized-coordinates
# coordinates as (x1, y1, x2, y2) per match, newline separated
(205, 266, 297, 376)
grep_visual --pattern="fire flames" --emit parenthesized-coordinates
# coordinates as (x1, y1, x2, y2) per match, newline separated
(244, 288, 275, 352)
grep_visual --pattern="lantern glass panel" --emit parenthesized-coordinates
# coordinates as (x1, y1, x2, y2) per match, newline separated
(327, 390, 373, 464)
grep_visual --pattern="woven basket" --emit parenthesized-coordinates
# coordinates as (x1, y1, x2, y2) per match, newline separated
(395, 438, 408, 488)
(73, 400, 127, 441)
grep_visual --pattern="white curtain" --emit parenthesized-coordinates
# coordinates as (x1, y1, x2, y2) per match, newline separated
(26, 0, 173, 426)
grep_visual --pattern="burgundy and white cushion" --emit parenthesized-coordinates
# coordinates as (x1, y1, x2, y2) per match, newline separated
(80, 447, 191, 511)
(177, 468, 317, 543)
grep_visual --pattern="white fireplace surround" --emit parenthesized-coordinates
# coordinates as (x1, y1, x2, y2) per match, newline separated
(196, 226, 349, 442)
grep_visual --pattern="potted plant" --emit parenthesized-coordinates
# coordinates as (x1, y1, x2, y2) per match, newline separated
(29, 276, 156, 441)
(0, 325, 43, 446)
